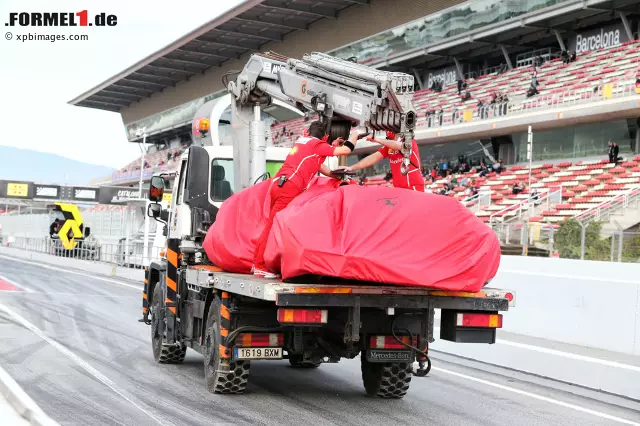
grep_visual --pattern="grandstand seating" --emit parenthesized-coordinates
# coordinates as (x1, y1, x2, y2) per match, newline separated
(412, 40, 640, 126)
(471, 158, 640, 223)
(270, 117, 312, 146)
(112, 147, 183, 182)
(362, 155, 640, 224)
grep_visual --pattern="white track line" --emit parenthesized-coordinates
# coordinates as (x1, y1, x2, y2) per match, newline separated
(0, 255, 141, 290)
(0, 274, 34, 293)
(433, 327, 640, 373)
(434, 366, 640, 425)
(0, 302, 170, 426)
(496, 339, 640, 373)
(0, 364, 59, 426)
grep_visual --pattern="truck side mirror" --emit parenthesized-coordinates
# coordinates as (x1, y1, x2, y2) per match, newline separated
(149, 176, 165, 202)
(147, 203, 161, 218)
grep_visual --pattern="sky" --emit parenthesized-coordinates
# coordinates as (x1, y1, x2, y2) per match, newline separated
(0, 0, 244, 169)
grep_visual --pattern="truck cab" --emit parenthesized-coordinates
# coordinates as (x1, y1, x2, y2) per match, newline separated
(166, 144, 288, 240)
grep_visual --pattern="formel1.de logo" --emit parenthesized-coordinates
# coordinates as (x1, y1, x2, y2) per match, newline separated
(5, 11, 117, 27)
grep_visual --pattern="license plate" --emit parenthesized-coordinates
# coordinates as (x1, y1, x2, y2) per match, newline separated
(366, 350, 412, 363)
(233, 347, 283, 360)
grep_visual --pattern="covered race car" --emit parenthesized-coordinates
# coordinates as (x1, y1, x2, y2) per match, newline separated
(204, 177, 500, 292)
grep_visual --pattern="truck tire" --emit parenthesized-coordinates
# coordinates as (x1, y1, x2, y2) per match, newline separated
(361, 357, 412, 399)
(151, 285, 186, 364)
(288, 356, 321, 368)
(203, 296, 250, 394)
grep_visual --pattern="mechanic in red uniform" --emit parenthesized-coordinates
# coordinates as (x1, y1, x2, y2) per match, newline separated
(253, 121, 360, 278)
(340, 131, 425, 191)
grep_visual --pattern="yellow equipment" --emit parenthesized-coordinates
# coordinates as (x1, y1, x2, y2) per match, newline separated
(53, 202, 84, 250)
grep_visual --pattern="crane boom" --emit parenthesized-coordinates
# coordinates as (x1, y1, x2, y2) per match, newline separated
(227, 52, 417, 192)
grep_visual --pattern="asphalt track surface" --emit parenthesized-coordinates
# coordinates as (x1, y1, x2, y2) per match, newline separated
(0, 257, 639, 426)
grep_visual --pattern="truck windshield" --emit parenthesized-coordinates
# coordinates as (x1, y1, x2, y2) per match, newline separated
(210, 159, 284, 202)
(210, 159, 235, 202)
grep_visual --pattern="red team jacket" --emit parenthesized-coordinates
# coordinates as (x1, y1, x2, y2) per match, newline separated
(378, 139, 425, 191)
(275, 136, 335, 193)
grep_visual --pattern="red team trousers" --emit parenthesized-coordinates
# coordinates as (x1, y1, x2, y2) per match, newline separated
(253, 183, 301, 271)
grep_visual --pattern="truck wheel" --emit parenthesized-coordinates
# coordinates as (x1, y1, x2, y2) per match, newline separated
(288, 356, 321, 368)
(151, 285, 186, 364)
(203, 296, 250, 394)
(361, 357, 412, 399)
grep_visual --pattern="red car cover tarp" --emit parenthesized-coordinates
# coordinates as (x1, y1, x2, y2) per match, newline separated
(204, 178, 500, 292)
(203, 177, 346, 274)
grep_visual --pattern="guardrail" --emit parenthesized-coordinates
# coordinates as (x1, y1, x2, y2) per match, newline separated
(488, 186, 563, 224)
(464, 63, 508, 80)
(6, 236, 163, 268)
(489, 201, 530, 224)
(515, 47, 557, 68)
(575, 188, 640, 225)
(462, 191, 493, 213)
(418, 80, 638, 129)
(461, 193, 479, 207)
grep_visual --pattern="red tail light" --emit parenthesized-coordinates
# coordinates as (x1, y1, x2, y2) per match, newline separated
(277, 309, 328, 324)
(456, 313, 502, 328)
(369, 335, 416, 349)
(237, 333, 284, 347)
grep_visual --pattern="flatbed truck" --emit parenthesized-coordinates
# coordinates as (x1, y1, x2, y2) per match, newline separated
(140, 51, 512, 398)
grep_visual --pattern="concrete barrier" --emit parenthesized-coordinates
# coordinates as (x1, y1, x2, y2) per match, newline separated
(494, 256, 640, 355)
(0, 246, 141, 283)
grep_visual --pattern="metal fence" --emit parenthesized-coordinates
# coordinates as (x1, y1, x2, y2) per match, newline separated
(575, 189, 640, 225)
(492, 222, 640, 263)
(6, 236, 164, 268)
(418, 80, 638, 129)
(5, 226, 638, 266)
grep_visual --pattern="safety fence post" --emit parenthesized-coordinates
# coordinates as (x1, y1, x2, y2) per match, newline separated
(618, 231, 624, 263)
(578, 221, 586, 260)
(610, 233, 616, 262)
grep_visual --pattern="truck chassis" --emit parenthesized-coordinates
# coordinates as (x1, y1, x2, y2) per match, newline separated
(142, 258, 510, 398)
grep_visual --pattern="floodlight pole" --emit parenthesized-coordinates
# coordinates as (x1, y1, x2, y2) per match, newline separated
(136, 128, 151, 268)
(527, 126, 533, 214)
(138, 128, 148, 197)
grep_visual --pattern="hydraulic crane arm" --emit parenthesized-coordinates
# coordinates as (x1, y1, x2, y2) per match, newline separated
(227, 52, 417, 191)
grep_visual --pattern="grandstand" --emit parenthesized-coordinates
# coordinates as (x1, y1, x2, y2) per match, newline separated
(111, 146, 183, 183)
(363, 155, 640, 226)
(67, 0, 640, 237)
(412, 40, 640, 127)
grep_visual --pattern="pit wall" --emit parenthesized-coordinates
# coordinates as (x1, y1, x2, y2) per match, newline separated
(494, 256, 640, 355)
